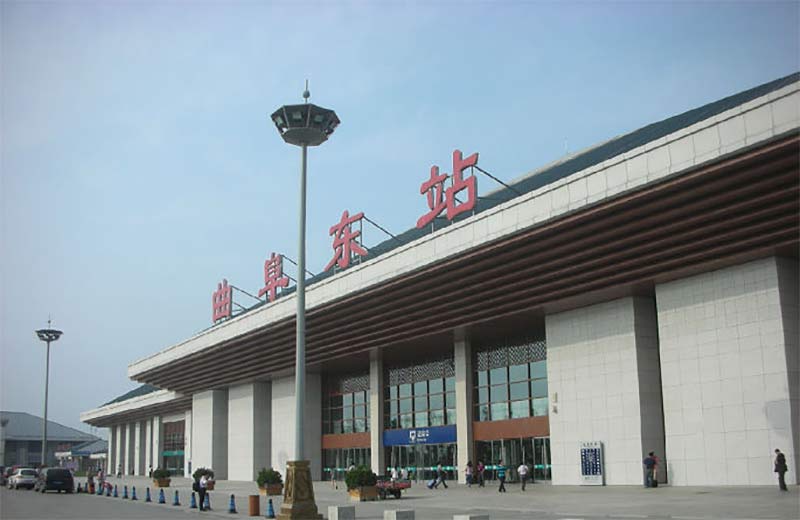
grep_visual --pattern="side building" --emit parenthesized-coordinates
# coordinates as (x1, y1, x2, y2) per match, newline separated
(82, 73, 800, 486)
(1, 411, 98, 467)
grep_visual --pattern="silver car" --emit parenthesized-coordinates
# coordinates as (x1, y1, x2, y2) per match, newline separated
(8, 468, 37, 490)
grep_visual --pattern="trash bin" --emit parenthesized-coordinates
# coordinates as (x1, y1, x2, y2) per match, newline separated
(248, 495, 260, 517)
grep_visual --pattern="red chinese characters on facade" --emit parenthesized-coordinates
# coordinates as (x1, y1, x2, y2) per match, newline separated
(324, 210, 367, 271)
(258, 252, 290, 303)
(416, 149, 479, 228)
(212, 279, 232, 322)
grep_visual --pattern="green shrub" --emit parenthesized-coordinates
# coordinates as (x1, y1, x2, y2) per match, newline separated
(152, 468, 171, 480)
(192, 467, 215, 481)
(256, 467, 283, 487)
(344, 465, 377, 490)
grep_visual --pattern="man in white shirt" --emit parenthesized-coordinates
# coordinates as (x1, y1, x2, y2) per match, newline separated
(517, 462, 530, 491)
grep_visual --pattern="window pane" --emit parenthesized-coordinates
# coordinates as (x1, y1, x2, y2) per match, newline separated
(531, 379, 548, 398)
(446, 392, 456, 408)
(510, 382, 529, 400)
(532, 397, 548, 417)
(509, 364, 528, 382)
(490, 402, 509, 421)
(429, 394, 444, 410)
(511, 400, 530, 419)
(333, 420, 342, 434)
(343, 406, 353, 419)
(331, 395, 343, 408)
(413, 381, 427, 396)
(399, 399, 412, 414)
(354, 418, 366, 433)
(343, 420, 353, 433)
(446, 409, 456, 425)
(477, 371, 488, 386)
(490, 384, 508, 402)
(478, 387, 489, 404)
(530, 360, 547, 379)
(429, 410, 444, 426)
(445, 376, 455, 392)
(354, 405, 366, 419)
(354, 391, 365, 404)
(390, 386, 398, 399)
(490, 367, 507, 385)
(343, 393, 353, 407)
(400, 414, 413, 429)
(331, 409, 343, 421)
(429, 378, 443, 394)
(476, 404, 490, 422)
(415, 412, 428, 427)
(389, 417, 399, 429)
(414, 396, 428, 411)
(390, 401, 398, 416)
(399, 384, 412, 398)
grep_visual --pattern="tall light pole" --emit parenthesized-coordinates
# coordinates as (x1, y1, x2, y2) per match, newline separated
(270, 84, 339, 520)
(36, 319, 63, 467)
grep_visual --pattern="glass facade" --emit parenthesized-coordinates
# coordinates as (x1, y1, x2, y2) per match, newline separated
(385, 358, 456, 429)
(322, 447, 371, 482)
(385, 444, 457, 481)
(474, 339, 548, 421)
(322, 373, 370, 434)
(162, 420, 185, 476)
(475, 437, 551, 481)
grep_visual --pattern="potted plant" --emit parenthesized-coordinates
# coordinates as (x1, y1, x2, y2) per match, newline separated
(345, 465, 378, 502)
(192, 467, 215, 490)
(256, 467, 283, 496)
(152, 468, 171, 488)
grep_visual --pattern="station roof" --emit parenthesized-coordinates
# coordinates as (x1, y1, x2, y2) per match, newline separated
(102, 384, 161, 406)
(1, 411, 98, 443)
(58, 439, 108, 456)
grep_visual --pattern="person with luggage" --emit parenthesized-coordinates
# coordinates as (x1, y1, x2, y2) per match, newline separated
(433, 461, 448, 489)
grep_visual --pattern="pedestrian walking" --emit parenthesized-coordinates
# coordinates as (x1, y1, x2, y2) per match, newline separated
(116, 464, 122, 479)
(400, 466, 409, 481)
(477, 460, 485, 487)
(496, 460, 507, 492)
(643, 452, 657, 488)
(197, 473, 210, 511)
(774, 448, 788, 491)
(391, 466, 399, 482)
(465, 461, 473, 487)
(517, 461, 529, 491)
(433, 462, 448, 489)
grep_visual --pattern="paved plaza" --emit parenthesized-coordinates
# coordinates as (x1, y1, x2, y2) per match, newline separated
(2, 475, 797, 520)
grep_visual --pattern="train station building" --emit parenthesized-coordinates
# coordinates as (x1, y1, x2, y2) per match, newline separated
(81, 73, 799, 487)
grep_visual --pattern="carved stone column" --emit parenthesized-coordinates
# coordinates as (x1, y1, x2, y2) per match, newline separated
(277, 460, 321, 519)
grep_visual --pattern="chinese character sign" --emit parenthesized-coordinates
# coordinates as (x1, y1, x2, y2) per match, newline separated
(258, 252, 290, 303)
(212, 279, 232, 322)
(416, 149, 479, 228)
(324, 210, 367, 271)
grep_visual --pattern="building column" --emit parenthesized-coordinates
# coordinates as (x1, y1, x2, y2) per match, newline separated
(133, 421, 143, 475)
(454, 328, 474, 484)
(125, 423, 134, 475)
(191, 390, 229, 479)
(152, 415, 162, 471)
(227, 382, 271, 481)
(115, 425, 123, 476)
(107, 425, 116, 474)
(270, 373, 322, 479)
(369, 350, 385, 475)
(144, 419, 152, 474)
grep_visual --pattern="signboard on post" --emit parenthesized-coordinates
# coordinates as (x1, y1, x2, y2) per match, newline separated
(580, 441, 604, 485)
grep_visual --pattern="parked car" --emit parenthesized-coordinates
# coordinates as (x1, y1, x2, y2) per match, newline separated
(7, 468, 38, 490)
(0, 466, 6, 486)
(35, 467, 74, 493)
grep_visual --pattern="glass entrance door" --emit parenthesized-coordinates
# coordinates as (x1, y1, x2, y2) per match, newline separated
(474, 437, 550, 482)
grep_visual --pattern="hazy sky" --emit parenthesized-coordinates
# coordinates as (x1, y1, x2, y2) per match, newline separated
(1, 1, 798, 436)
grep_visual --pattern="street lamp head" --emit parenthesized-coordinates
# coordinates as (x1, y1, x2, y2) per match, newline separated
(36, 329, 63, 343)
(271, 103, 340, 147)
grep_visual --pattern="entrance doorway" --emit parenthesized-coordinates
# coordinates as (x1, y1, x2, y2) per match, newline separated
(475, 437, 550, 482)
(385, 443, 457, 482)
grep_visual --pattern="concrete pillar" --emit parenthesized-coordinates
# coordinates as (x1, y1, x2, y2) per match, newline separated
(134, 421, 143, 475)
(454, 328, 474, 484)
(183, 410, 192, 477)
(125, 423, 134, 475)
(144, 419, 152, 473)
(114, 425, 123, 475)
(546, 296, 664, 485)
(191, 390, 228, 479)
(271, 373, 322, 479)
(152, 416, 161, 471)
(656, 257, 799, 485)
(369, 350, 385, 475)
(227, 382, 271, 481)
(107, 425, 116, 474)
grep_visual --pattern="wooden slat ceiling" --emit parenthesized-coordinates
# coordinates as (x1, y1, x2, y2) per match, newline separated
(133, 135, 799, 396)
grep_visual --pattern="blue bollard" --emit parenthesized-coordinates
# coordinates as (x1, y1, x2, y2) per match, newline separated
(131, 486, 137, 500)
(203, 493, 211, 511)
(158, 488, 166, 504)
(173, 489, 180, 506)
(190, 492, 197, 509)
(228, 494, 237, 514)
(266, 498, 276, 519)
(113, 485, 118, 498)
(123, 485, 128, 499)
(145, 487, 152, 502)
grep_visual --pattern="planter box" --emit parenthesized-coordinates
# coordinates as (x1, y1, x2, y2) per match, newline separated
(153, 478, 171, 488)
(259, 484, 283, 496)
(349, 486, 378, 502)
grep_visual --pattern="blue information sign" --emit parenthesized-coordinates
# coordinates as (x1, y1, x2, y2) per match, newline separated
(382, 425, 457, 446)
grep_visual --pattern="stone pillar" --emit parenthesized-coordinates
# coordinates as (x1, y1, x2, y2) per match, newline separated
(144, 419, 152, 473)
(271, 373, 322, 479)
(369, 350, 385, 475)
(183, 410, 192, 477)
(777, 257, 799, 485)
(133, 421, 143, 475)
(227, 382, 271, 481)
(107, 425, 116, 474)
(277, 460, 322, 519)
(114, 425, 123, 475)
(454, 328, 474, 484)
(125, 423, 134, 475)
(151, 416, 161, 471)
(546, 296, 664, 485)
(191, 390, 229, 479)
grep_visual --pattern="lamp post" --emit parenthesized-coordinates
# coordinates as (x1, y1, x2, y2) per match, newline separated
(270, 84, 339, 520)
(36, 320, 63, 467)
